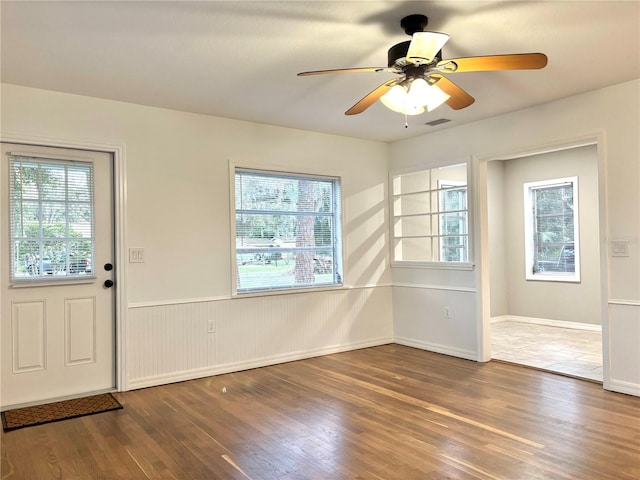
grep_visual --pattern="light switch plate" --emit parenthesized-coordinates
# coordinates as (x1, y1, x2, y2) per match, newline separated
(610, 240, 629, 257)
(129, 248, 145, 263)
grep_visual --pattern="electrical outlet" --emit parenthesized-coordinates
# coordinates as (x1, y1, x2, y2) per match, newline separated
(207, 319, 216, 333)
(444, 306, 451, 319)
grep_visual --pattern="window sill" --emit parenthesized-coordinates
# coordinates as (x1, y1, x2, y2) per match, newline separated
(233, 283, 345, 299)
(391, 261, 475, 271)
(526, 274, 580, 283)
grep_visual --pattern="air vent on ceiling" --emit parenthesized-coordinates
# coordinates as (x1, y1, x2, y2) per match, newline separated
(424, 118, 451, 127)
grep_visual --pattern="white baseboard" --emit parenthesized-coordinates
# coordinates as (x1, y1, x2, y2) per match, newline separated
(607, 379, 640, 397)
(393, 337, 478, 361)
(127, 337, 393, 390)
(491, 315, 602, 332)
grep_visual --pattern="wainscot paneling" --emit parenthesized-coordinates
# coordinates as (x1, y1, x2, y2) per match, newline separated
(392, 284, 478, 360)
(126, 286, 393, 389)
(607, 302, 640, 396)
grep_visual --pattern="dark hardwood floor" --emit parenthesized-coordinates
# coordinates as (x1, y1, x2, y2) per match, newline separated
(2, 344, 639, 479)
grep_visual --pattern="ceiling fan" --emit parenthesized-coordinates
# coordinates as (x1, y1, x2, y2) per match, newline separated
(297, 14, 548, 116)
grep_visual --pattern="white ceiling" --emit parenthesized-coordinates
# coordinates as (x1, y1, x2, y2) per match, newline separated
(1, 1, 639, 143)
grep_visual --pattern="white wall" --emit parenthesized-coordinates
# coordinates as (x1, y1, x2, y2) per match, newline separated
(2, 79, 638, 397)
(390, 79, 640, 396)
(490, 145, 601, 324)
(0, 83, 393, 390)
(487, 161, 508, 316)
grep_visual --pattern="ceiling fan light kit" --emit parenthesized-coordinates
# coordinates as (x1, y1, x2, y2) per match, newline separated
(297, 14, 547, 119)
(380, 78, 450, 115)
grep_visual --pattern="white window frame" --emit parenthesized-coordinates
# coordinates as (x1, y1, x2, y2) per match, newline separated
(230, 164, 343, 295)
(524, 176, 580, 282)
(390, 162, 472, 269)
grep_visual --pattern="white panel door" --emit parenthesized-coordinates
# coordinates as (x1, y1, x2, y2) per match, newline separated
(1, 143, 115, 408)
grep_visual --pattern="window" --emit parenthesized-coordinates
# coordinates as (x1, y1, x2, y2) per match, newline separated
(233, 168, 342, 293)
(392, 163, 469, 263)
(9, 155, 94, 281)
(524, 177, 580, 282)
(439, 180, 468, 262)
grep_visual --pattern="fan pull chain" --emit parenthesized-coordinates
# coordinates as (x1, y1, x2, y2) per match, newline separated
(405, 113, 408, 128)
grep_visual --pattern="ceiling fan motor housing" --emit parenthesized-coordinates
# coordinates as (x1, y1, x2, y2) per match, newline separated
(400, 14, 429, 35)
(388, 14, 442, 68)
(388, 41, 411, 67)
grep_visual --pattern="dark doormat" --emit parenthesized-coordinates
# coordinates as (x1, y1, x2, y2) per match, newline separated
(1, 393, 123, 432)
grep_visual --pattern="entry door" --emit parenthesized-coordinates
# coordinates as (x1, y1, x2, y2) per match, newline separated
(1, 143, 115, 408)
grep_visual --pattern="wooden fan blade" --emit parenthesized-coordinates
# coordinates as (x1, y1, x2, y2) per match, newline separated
(437, 53, 548, 73)
(406, 32, 450, 65)
(431, 75, 475, 110)
(297, 67, 388, 76)
(345, 79, 398, 115)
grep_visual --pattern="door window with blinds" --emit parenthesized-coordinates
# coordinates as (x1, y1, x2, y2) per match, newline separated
(233, 168, 342, 293)
(9, 154, 94, 282)
(392, 163, 469, 264)
(524, 176, 580, 282)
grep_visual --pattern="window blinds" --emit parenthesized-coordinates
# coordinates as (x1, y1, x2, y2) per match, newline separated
(9, 155, 94, 280)
(234, 169, 342, 292)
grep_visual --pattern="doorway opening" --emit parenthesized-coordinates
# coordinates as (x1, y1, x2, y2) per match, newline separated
(484, 143, 603, 382)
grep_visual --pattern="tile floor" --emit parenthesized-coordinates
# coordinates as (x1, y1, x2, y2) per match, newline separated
(490, 320, 603, 382)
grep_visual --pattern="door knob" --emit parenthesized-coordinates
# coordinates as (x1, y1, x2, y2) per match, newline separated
(104, 279, 114, 288)
(104, 263, 113, 271)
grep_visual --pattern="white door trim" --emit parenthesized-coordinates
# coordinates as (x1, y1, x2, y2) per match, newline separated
(0, 132, 128, 392)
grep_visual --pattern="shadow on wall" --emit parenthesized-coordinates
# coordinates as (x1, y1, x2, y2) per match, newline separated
(345, 183, 389, 286)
